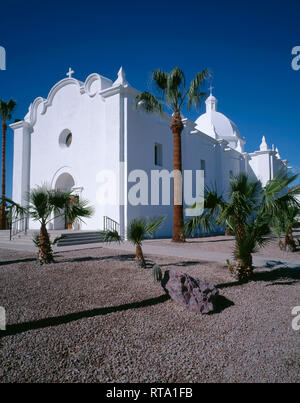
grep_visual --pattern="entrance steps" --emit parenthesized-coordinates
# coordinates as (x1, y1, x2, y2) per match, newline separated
(0, 229, 107, 251)
(56, 231, 106, 247)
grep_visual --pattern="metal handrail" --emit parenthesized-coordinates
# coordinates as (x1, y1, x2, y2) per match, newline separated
(103, 216, 120, 233)
(9, 214, 28, 241)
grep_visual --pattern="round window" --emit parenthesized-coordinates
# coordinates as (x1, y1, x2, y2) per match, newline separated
(59, 129, 72, 148)
(66, 133, 72, 147)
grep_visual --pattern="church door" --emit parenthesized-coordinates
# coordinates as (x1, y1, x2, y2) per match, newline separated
(65, 195, 79, 229)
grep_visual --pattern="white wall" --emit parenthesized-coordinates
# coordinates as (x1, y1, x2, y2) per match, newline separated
(126, 93, 173, 237)
(125, 91, 246, 237)
(11, 72, 289, 237)
(14, 76, 122, 230)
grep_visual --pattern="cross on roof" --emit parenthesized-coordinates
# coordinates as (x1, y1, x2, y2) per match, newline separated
(66, 67, 74, 78)
(209, 84, 214, 95)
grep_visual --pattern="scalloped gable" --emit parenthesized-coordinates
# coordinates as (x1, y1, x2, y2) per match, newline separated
(84, 73, 113, 96)
(27, 74, 113, 126)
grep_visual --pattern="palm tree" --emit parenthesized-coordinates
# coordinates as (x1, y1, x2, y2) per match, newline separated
(185, 170, 300, 282)
(0, 195, 27, 221)
(1, 185, 94, 264)
(136, 67, 209, 242)
(0, 99, 17, 229)
(271, 205, 300, 251)
(28, 185, 94, 264)
(104, 216, 165, 267)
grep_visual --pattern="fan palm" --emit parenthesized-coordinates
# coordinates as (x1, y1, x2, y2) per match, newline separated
(185, 170, 300, 282)
(2, 185, 94, 264)
(0, 99, 17, 229)
(28, 185, 94, 264)
(0, 195, 27, 221)
(136, 67, 209, 242)
(104, 216, 165, 267)
(271, 205, 300, 251)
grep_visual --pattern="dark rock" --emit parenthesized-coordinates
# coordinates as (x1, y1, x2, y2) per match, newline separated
(161, 270, 219, 314)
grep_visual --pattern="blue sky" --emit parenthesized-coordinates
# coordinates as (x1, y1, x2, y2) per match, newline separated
(0, 0, 299, 197)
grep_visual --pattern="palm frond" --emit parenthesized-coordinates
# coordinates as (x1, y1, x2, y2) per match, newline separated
(28, 185, 53, 222)
(127, 218, 147, 245)
(48, 189, 70, 209)
(28, 185, 94, 225)
(185, 211, 216, 237)
(229, 173, 260, 201)
(185, 184, 224, 237)
(0, 196, 27, 218)
(103, 230, 122, 243)
(145, 216, 165, 236)
(65, 198, 94, 225)
(187, 68, 210, 110)
(153, 69, 168, 91)
(270, 204, 300, 238)
(52, 236, 62, 245)
(136, 92, 163, 114)
(137, 67, 209, 115)
(204, 185, 224, 210)
(260, 169, 300, 216)
(233, 219, 270, 261)
(167, 67, 186, 91)
(0, 99, 17, 121)
(126, 216, 165, 245)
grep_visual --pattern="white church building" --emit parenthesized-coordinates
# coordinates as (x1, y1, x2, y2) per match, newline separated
(10, 67, 288, 237)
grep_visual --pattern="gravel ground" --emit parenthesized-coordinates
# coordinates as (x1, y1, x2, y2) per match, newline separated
(0, 244, 300, 383)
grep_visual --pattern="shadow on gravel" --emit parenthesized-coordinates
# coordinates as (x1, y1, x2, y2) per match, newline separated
(264, 260, 285, 268)
(253, 267, 300, 284)
(217, 266, 300, 290)
(54, 254, 136, 264)
(186, 238, 233, 244)
(213, 295, 235, 313)
(0, 257, 36, 266)
(0, 294, 170, 338)
(142, 260, 210, 270)
(160, 260, 209, 268)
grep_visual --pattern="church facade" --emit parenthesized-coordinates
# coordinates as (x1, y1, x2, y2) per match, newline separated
(10, 67, 288, 237)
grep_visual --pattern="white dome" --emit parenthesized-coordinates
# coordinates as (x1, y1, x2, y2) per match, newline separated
(196, 111, 241, 138)
(195, 92, 243, 150)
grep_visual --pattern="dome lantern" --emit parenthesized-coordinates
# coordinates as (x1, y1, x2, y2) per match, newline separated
(195, 90, 242, 149)
(205, 86, 218, 113)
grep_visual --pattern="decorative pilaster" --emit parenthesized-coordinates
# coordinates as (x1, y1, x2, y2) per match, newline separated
(9, 120, 32, 207)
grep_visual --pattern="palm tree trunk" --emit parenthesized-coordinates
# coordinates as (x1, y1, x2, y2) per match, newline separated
(235, 256, 253, 282)
(232, 222, 253, 281)
(285, 233, 291, 250)
(233, 221, 245, 259)
(170, 111, 184, 242)
(235, 221, 245, 240)
(279, 238, 285, 250)
(285, 231, 296, 251)
(135, 243, 146, 267)
(0, 121, 7, 229)
(225, 225, 231, 235)
(38, 222, 54, 264)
